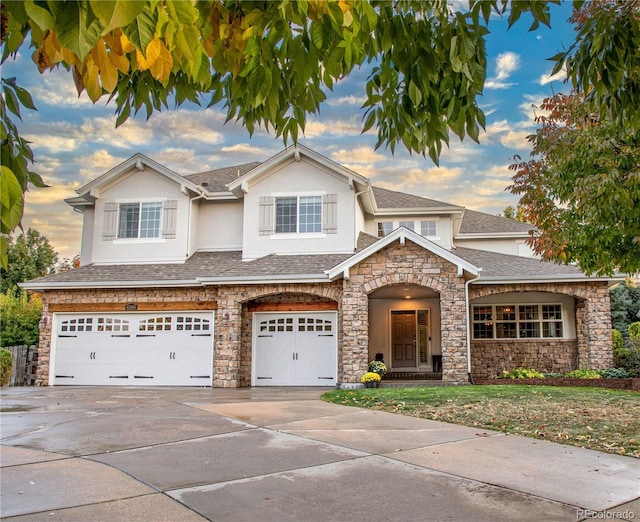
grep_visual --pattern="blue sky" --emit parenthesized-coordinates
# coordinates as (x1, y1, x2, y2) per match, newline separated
(4, 2, 576, 260)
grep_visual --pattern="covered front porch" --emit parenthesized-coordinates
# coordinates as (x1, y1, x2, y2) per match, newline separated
(368, 283, 443, 381)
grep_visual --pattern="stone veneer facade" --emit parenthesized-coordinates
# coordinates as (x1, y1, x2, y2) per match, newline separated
(469, 282, 613, 379)
(34, 242, 613, 388)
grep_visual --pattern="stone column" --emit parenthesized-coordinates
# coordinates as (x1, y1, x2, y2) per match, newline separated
(340, 279, 369, 385)
(576, 284, 614, 369)
(214, 291, 243, 388)
(440, 286, 469, 383)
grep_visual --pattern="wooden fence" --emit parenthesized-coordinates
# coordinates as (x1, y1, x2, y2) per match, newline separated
(4, 345, 38, 386)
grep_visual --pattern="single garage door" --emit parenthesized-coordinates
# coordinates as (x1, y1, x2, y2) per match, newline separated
(253, 312, 337, 386)
(52, 312, 214, 386)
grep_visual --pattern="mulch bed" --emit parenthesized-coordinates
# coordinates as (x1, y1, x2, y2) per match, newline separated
(475, 377, 640, 392)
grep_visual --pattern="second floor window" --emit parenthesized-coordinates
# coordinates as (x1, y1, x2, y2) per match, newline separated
(275, 196, 322, 234)
(377, 219, 437, 238)
(118, 202, 162, 239)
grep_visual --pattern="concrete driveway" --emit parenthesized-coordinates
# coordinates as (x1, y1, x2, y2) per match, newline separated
(1, 386, 638, 522)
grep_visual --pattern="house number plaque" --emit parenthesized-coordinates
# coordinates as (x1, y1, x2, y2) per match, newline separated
(125, 303, 138, 311)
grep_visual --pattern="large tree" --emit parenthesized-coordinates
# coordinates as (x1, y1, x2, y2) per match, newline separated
(0, 0, 638, 271)
(0, 228, 58, 294)
(509, 0, 640, 276)
(508, 92, 640, 276)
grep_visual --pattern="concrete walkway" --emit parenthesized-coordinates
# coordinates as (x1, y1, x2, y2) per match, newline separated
(1, 386, 638, 522)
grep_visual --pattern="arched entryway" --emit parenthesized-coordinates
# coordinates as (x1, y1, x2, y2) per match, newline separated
(368, 283, 442, 376)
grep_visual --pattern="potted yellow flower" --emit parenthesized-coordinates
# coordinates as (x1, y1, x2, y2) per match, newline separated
(361, 372, 381, 388)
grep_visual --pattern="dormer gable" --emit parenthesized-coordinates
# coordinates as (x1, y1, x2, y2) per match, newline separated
(227, 144, 372, 208)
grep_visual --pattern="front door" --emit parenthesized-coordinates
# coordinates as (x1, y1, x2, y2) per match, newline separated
(392, 311, 416, 367)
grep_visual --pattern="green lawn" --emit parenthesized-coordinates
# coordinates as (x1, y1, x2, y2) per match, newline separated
(321, 385, 640, 458)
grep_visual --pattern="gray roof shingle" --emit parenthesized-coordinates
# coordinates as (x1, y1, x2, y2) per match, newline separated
(459, 209, 534, 234)
(184, 163, 261, 192)
(452, 247, 588, 280)
(372, 186, 461, 210)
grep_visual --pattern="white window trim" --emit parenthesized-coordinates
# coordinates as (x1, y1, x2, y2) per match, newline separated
(472, 303, 565, 340)
(273, 193, 325, 236)
(115, 198, 166, 241)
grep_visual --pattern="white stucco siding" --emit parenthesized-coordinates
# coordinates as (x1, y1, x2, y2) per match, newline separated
(241, 159, 357, 259)
(455, 238, 536, 257)
(470, 291, 576, 339)
(90, 169, 190, 264)
(193, 200, 243, 251)
(79, 207, 94, 266)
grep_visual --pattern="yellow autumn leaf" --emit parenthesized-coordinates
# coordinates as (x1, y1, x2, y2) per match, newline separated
(120, 33, 136, 53)
(149, 43, 173, 83)
(145, 39, 162, 64)
(136, 38, 165, 71)
(43, 31, 64, 65)
(83, 58, 102, 101)
(338, 0, 351, 13)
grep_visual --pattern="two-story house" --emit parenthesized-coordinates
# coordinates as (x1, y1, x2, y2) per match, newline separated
(22, 145, 619, 387)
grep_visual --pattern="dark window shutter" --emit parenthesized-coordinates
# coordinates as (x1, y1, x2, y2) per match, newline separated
(259, 196, 274, 236)
(103, 202, 118, 240)
(323, 194, 338, 234)
(162, 200, 178, 239)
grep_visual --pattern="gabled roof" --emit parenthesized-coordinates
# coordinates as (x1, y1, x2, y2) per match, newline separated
(227, 144, 371, 197)
(372, 186, 462, 212)
(184, 162, 261, 192)
(326, 227, 480, 281)
(458, 209, 534, 236)
(71, 154, 201, 202)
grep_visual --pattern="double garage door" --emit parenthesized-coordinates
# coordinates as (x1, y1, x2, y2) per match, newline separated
(52, 312, 213, 386)
(253, 312, 337, 386)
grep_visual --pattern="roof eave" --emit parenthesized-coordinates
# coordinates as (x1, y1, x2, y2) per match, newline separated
(375, 207, 463, 216)
(472, 274, 625, 285)
(197, 274, 332, 285)
(19, 279, 203, 291)
(455, 232, 532, 239)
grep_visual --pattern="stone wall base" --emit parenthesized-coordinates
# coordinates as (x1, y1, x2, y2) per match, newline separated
(471, 339, 578, 380)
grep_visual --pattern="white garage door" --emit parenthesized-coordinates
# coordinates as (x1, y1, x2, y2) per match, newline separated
(52, 312, 214, 386)
(253, 312, 337, 386)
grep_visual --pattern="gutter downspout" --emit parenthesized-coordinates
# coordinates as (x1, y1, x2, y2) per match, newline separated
(465, 269, 482, 384)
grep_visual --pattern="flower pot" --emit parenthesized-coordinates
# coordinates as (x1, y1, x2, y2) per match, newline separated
(364, 382, 377, 388)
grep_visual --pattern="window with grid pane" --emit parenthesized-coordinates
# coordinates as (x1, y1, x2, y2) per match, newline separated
(275, 197, 298, 233)
(377, 221, 393, 237)
(420, 220, 437, 236)
(118, 202, 162, 239)
(275, 196, 322, 234)
(472, 304, 564, 339)
(299, 196, 322, 233)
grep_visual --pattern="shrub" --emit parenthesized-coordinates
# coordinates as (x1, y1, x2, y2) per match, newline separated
(500, 367, 545, 379)
(0, 290, 42, 347)
(598, 368, 630, 378)
(0, 349, 12, 386)
(565, 368, 601, 379)
(361, 372, 381, 383)
(368, 360, 387, 376)
(629, 322, 640, 339)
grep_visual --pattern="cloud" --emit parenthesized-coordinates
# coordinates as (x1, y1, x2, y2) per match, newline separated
(500, 130, 532, 150)
(304, 117, 365, 138)
(539, 64, 567, 86)
(221, 143, 270, 156)
(485, 52, 520, 89)
(326, 95, 367, 107)
(331, 147, 385, 164)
